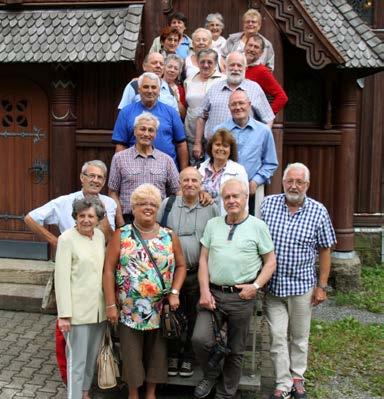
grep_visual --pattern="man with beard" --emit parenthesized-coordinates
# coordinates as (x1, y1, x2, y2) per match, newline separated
(260, 163, 336, 399)
(193, 51, 274, 160)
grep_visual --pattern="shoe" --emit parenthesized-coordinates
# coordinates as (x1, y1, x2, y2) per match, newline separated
(291, 379, 307, 399)
(168, 358, 179, 376)
(270, 389, 291, 399)
(179, 360, 194, 377)
(194, 378, 215, 398)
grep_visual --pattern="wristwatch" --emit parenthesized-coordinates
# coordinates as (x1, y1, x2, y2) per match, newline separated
(253, 282, 261, 290)
(317, 283, 331, 292)
(171, 288, 180, 295)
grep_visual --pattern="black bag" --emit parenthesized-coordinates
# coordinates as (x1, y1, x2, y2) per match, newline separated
(161, 301, 187, 340)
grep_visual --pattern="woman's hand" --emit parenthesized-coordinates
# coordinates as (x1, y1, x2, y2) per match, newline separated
(58, 318, 71, 333)
(106, 305, 119, 325)
(167, 294, 180, 311)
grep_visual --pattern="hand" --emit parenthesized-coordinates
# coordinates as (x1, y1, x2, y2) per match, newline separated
(249, 181, 257, 196)
(193, 143, 203, 160)
(199, 290, 216, 310)
(106, 305, 119, 325)
(199, 191, 214, 206)
(167, 294, 180, 311)
(311, 287, 327, 306)
(235, 284, 257, 300)
(58, 318, 71, 333)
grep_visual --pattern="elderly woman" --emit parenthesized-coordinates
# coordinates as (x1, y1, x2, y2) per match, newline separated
(158, 26, 183, 58)
(184, 48, 224, 163)
(103, 184, 187, 399)
(164, 54, 186, 119)
(55, 197, 107, 399)
(199, 128, 248, 214)
(222, 8, 275, 70)
(205, 13, 227, 57)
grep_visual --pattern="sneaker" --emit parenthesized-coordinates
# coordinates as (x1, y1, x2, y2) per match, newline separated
(168, 358, 179, 376)
(179, 360, 194, 377)
(291, 379, 307, 399)
(270, 389, 291, 399)
(194, 378, 216, 398)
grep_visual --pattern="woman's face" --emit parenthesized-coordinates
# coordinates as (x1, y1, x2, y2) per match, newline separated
(133, 198, 159, 225)
(76, 207, 98, 236)
(198, 53, 216, 78)
(164, 60, 181, 83)
(207, 19, 223, 41)
(212, 138, 231, 162)
(243, 16, 261, 36)
(193, 32, 211, 52)
(163, 33, 180, 53)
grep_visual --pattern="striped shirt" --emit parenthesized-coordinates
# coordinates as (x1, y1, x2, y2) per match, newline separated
(260, 194, 336, 297)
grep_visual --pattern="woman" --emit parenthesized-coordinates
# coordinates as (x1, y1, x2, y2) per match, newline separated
(222, 8, 275, 71)
(164, 54, 187, 119)
(55, 197, 107, 399)
(158, 26, 182, 58)
(103, 184, 187, 399)
(184, 48, 224, 163)
(205, 13, 227, 57)
(198, 129, 248, 214)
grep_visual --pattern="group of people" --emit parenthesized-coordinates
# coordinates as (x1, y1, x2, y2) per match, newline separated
(23, 8, 336, 399)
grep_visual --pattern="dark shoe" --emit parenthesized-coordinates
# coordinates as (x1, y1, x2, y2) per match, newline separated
(168, 358, 179, 376)
(179, 360, 194, 377)
(291, 379, 307, 399)
(194, 378, 216, 398)
(270, 389, 291, 399)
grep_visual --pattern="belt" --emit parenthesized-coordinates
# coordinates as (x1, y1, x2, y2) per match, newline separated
(186, 264, 198, 273)
(209, 283, 241, 293)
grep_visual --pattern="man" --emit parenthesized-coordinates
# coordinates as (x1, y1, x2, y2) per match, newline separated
(192, 179, 276, 399)
(109, 112, 180, 227)
(245, 34, 288, 115)
(216, 90, 278, 217)
(118, 52, 178, 112)
(157, 167, 219, 378)
(193, 51, 275, 160)
(260, 163, 336, 399)
(112, 72, 189, 169)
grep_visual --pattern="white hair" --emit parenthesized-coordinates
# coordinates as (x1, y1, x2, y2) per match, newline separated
(192, 28, 212, 42)
(225, 51, 247, 69)
(133, 112, 160, 129)
(205, 13, 225, 29)
(81, 160, 107, 176)
(220, 178, 249, 197)
(283, 163, 310, 182)
(138, 72, 161, 88)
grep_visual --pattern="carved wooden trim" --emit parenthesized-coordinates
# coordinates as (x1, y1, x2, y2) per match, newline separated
(161, 0, 173, 14)
(263, 0, 345, 69)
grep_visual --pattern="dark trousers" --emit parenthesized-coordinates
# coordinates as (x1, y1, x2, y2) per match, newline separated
(192, 289, 255, 399)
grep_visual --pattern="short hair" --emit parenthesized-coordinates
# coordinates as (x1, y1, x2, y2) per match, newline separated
(143, 52, 164, 68)
(220, 178, 249, 197)
(179, 166, 202, 183)
(134, 111, 160, 130)
(164, 54, 184, 71)
(138, 72, 161, 88)
(196, 48, 218, 64)
(245, 33, 265, 51)
(71, 196, 105, 221)
(192, 28, 212, 42)
(81, 160, 107, 177)
(229, 89, 251, 105)
(205, 13, 225, 29)
(130, 184, 162, 209)
(167, 11, 187, 25)
(242, 9, 262, 24)
(226, 51, 247, 69)
(283, 163, 310, 182)
(160, 26, 182, 43)
(206, 128, 238, 163)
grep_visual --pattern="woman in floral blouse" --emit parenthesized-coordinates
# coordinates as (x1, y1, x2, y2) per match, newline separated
(103, 184, 186, 399)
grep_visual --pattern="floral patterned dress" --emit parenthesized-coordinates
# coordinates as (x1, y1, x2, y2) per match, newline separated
(115, 224, 175, 331)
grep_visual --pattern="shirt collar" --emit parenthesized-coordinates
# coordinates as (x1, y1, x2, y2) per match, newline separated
(228, 117, 255, 130)
(133, 145, 156, 159)
(282, 194, 308, 212)
(178, 197, 202, 210)
(222, 80, 246, 91)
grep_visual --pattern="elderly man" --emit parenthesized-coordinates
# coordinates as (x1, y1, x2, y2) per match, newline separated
(260, 163, 336, 399)
(216, 90, 278, 217)
(157, 167, 219, 378)
(109, 112, 180, 227)
(193, 51, 275, 160)
(118, 52, 178, 112)
(112, 72, 188, 169)
(192, 178, 276, 399)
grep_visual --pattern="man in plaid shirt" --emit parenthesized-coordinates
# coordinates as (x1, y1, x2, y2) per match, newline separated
(260, 163, 336, 399)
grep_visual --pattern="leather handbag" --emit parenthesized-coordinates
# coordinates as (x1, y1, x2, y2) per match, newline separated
(41, 271, 56, 311)
(97, 325, 120, 389)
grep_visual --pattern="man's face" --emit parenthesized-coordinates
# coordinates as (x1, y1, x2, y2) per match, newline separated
(134, 118, 157, 147)
(80, 165, 106, 195)
(170, 18, 186, 34)
(244, 37, 263, 63)
(226, 54, 246, 85)
(143, 54, 164, 77)
(229, 91, 251, 122)
(283, 168, 309, 204)
(198, 53, 216, 77)
(138, 77, 160, 106)
(222, 181, 248, 218)
(180, 168, 201, 199)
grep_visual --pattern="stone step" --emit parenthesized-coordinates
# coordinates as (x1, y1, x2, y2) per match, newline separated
(0, 258, 54, 285)
(0, 282, 47, 313)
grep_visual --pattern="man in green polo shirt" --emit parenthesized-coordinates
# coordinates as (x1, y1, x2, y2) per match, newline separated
(192, 178, 276, 399)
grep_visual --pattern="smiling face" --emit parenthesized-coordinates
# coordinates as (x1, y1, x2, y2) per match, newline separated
(143, 53, 164, 78)
(228, 91, 251, 124)
(80, 165, 106, 196)
(132, 197, 159, 226)
(226, 53, 246, 85)
(244, 36, 263, 64)
(163, 33, 180, 53)
(170, 18, 186, 34)
(222, 181, 248, 220)
(76, 206, 98, 237)
(283, 167, 310, 206)
(212, 137, 231, 163)
(134, 118, 157, 148)
(164, 59, 181, 83)
(180, 167, 201, 201)
(207, 19, 223, 41)
(138, 76, 160, 107)
(193, 31, 212, 52)
(198, 52, 217, 78)
(243, 15, 261, 36)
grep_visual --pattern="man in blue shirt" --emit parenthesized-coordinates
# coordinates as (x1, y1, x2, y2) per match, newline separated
(216, 90, 278, 216)
(112, 72, 189, 170)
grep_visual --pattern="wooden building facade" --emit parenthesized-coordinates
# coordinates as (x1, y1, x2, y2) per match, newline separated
(0, 0, 383, 260)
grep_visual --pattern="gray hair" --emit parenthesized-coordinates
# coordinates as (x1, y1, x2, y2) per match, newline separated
(138, 72, 161, 88)
(197, 48, 218, 64)
(81, 160, 107, 177)
(283, 163, 310, 182)
(226, 51, 247, 69)
(165, 54, 184, 71)
(220, 178, 249, 197)
(192, 28, 212, 42)
(130, 184, 162, 209)
(71, 196, 105, 221)
(205, 13, 225, 29)
(134, 111, 160, 130)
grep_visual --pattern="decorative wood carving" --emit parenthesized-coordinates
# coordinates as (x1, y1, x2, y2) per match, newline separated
(161, 0, 173, 14)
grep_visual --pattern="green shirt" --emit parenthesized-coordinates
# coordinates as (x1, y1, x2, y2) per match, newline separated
(201, 215, 274, 285)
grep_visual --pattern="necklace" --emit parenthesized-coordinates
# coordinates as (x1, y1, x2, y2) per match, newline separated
(133, 222, 158, 234)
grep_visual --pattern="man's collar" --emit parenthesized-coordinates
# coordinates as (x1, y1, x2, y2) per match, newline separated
(229, 117, 256, 130)
(133, 145, 156, 158)
(179, 197, 201, 209)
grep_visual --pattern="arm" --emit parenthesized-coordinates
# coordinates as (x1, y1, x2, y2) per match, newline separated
(108, 190, 125, 228)
(259, 69, 288, 115)
(198, 246, 216, 310)
(176, 141, 189, 170)
(24, 214, 58, 248)
(115, 144, 127, 153)
(193, 117, 206, 160)
(98, 217, 113, 243)
(312, 247, 331, 306)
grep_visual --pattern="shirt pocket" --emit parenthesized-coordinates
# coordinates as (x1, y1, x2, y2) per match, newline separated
(150, 167, 167, 185)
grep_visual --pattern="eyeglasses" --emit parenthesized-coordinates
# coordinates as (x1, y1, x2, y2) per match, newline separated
(135, 202, 159, 209)
(82, 173, 105, 181)
(284, 179, 308, 188)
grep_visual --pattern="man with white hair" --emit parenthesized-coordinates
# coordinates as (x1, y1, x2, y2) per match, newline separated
(112, 72, 188, 169)
(193, 51, 274, 160)
(260, 163, 336, 399)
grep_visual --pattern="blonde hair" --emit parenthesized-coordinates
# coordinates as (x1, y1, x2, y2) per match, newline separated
(192, 28, 212, 42)
(130, 184, 162, 209)
(242, 9, 262, 24)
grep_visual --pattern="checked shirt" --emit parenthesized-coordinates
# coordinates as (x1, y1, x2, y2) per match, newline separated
(260, 194, 336, 297)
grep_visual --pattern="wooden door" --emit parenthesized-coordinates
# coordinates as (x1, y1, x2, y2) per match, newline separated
(0, 79, 49, 259)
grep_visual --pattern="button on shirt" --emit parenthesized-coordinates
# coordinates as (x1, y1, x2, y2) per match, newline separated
(216, 117, 278, 185)
(108, 147, 180, 215)
(260, 194, 336, 297)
